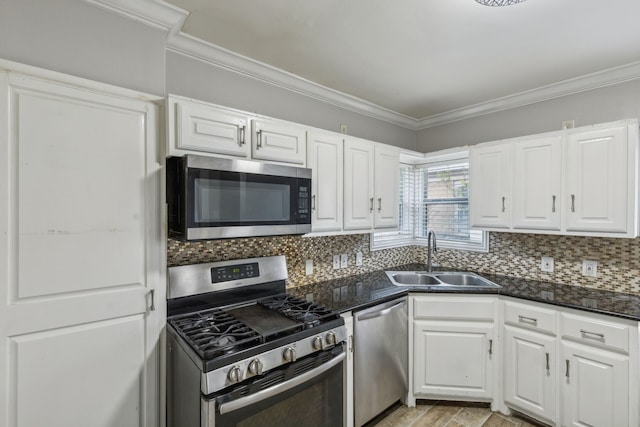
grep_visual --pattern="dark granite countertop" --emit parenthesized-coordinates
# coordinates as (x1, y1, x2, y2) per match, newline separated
(288, 264, 640, 321)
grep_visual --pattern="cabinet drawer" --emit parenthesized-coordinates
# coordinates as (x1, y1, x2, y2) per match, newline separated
(503, 300, 556, 335)
(561, 312, 630, 353)
(413, 296, 496, 320)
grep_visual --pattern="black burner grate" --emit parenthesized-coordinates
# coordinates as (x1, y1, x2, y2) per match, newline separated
(169, 308, 263, 359)
(259, 295, 340, 328)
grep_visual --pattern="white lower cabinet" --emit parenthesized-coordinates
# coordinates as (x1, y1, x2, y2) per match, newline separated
(411, 296, 496, 401)
(408, 295, 639, 427)
(503, 325, 556, 423)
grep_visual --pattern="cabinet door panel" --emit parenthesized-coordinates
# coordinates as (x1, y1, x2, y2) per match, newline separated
(307, 131, 343, 232)
(252, 119, 306, 165)
(470, 144, 510, 228)
(373, 145, 399, 228)
(344, 138, 374, 230)
(175, 101, 249, 157)
(565, 126, 628, 233)
(413, 320, 494, 399)
(503, 326, 556, 422)
(512, 136, 562, 230)
(562, 341, 629, 427)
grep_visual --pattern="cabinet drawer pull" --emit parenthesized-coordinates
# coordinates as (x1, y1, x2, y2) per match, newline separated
(552, 195, 556, 213)
(565, 359, 570, 378)
(571, 194, 575, 212)
(239, 125, 246, 145)
(580, 329, 605, 339)
(501, 196, 506, 213)
(256, 130, 263, 148)
(545, 352, 550, 372)
(369, 197, 374, 213)
(149, 289, 155, 312)
(312, 195, 316, 211)
(377, 198, 382, 212)
(488, 339, 493, 355)
(518, 315, 538, 325)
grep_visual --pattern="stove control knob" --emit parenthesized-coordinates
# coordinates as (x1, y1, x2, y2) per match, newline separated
(326, 331, 337, 346)
(283, 347, 297, 362)
(248, 359, 263, 376)
(228, 366, 243, 384)
(312, 336, 323, 350)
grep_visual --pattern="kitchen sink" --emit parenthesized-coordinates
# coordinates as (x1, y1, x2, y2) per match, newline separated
(385, 271, 500, 289)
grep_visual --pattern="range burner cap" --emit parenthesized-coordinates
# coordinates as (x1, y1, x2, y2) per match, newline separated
(299, 313, 320, 328)
(213, 335, 237, 348)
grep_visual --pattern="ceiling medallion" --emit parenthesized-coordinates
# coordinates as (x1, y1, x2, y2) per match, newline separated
(475, 0, 527, 6)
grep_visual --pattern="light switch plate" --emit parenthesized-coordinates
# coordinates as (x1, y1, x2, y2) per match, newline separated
(340, 254, 348, 268)
(356, 251, 363, 266)
(541, 256, 554, 272)
(305, 259, 313, 275)
(333, 255, 340, 270)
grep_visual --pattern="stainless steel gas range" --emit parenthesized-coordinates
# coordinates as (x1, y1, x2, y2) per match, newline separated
(166, 256, 347, 427)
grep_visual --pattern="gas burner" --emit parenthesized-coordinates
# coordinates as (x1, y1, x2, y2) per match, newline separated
(259, 295, 338, 329)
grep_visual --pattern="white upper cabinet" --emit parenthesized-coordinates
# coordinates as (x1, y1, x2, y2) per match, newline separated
(470, 143, 511, 229)
(169, 96, 250, 158)
(470, 119, 639, 237)
(252, 118, 307, 166)
(512, 135, 562, 230)
(307, 130, 344, 232)
(565, 125, 630, 233)
(344, 137, 375, 230)
(374, 145, 400, 229)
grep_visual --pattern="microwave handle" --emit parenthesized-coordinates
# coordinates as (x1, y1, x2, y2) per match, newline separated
(218, 352, 345, 415)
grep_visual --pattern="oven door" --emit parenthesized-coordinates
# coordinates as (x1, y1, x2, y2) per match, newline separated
(203, 347, 345, 427)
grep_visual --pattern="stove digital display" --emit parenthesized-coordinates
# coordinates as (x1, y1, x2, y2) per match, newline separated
(211, 262, 259, 283)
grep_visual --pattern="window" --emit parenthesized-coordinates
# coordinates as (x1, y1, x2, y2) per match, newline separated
(371, 152, 488, 251)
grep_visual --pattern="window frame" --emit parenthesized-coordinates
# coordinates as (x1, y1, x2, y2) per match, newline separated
(371, 148, 488, 252)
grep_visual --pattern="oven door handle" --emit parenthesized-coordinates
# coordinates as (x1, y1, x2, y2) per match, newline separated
(218, 352, 346, 415)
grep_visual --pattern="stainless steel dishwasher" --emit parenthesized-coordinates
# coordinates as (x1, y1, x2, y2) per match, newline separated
(354, 297, 408, 427)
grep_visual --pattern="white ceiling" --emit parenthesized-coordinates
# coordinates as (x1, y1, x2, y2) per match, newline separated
(164, 0, 640, 120)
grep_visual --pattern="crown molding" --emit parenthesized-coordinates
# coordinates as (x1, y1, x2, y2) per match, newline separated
(416, 60, 640, 129)
(85, 0, 640, 131)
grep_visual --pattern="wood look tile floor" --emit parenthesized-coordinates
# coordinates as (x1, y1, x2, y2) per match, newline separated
(366, 401, 549, 427)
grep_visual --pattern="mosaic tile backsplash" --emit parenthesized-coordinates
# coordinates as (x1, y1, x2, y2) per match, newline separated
(168, 232, 640, 295)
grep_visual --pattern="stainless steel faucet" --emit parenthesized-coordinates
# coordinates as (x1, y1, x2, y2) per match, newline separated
(426, 230, 438, 272)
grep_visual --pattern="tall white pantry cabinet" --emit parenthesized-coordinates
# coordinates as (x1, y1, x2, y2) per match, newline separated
(0, 62, 165, 427)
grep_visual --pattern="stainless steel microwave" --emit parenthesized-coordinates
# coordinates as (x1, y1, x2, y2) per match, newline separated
(167, 155, 312, 240)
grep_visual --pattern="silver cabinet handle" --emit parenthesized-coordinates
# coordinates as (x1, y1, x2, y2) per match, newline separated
(377, 198, 382, 212)
(369, 197, 374, 213)
(580, 329, 605, 339)
(552, 195, 556, 213)
(219, 352, 345, 414)
(149, 289, 155, 312)
(312, 195, 316, 211)
(566, 359, 570, 378)
(256, 129, 263, 148)
(545, 352, 550, 372)
(518, 315, 538, 325)
(239, 125, 246, 145)
(571, 194, 575, 212)
(488, 339, 493, 355)
(501, 196, 506, 213)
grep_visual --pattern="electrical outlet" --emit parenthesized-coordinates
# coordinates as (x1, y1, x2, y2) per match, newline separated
(562, 120, 575, 129)
(541, 256, 554, 272)
(356, 251, 363, 266)
(582, 260, 597, 277)
(340, 124, 348, 134)
(305, 293, 314, 302)
(305, 259, 313, 275)
(340, 254, 348, 268)
(332, 255, 340, 270)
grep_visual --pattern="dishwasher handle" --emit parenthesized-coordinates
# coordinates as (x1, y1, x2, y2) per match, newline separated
(357, 300, 406, 321)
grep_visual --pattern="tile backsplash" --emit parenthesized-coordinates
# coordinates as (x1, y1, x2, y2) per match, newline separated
(168, 232, 640, 295)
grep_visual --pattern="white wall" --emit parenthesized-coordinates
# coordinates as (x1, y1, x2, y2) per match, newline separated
(0, 0, 167, 95)
(417, 79, 640, 153)
(166, 51, 418, 150)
